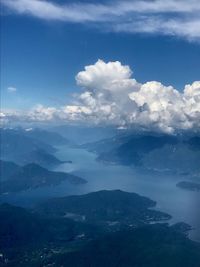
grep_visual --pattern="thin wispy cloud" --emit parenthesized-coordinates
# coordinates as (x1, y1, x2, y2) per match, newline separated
(2, 0, 200, 41)
(7, 86, 17, 93)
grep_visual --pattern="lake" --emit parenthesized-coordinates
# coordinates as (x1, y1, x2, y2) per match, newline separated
(1, 145, 200, 242)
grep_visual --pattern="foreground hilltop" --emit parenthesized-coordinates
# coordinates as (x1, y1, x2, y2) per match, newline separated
(37, 189, 170, 229)
(0, 190, 199, 267)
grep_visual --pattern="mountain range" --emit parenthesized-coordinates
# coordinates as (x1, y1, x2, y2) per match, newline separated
(0, 160, 86, 194)
(84, 134, 200, 176)
(0, 128, 70, 167)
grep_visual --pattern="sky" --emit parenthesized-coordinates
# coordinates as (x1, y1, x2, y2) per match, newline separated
(0, 0, 200, 133)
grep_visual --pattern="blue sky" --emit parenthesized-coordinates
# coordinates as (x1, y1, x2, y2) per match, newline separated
(1, 0, 200, 110)
(0, 0, 200, 134)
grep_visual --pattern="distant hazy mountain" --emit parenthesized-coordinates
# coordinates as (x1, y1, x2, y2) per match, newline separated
(17, 149, 65, 167)
(85, 134, 200, 176)
(0, 160, 20, 181)
(0, 161, 86, 193)
(0, 128, 68, 167)
(20, 127, 70, 146)
(0, 128, 55, 154)
(142, 137, 200, 175)
(176, 181, 200, 192)
(51, 125, 119, 144)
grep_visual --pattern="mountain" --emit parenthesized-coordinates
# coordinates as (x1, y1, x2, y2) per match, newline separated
(51, 125, 119, 145)
(17, 149, 65, 167)
(37, 190, 171, 229)
(142, 136, 200, 175)
(114, 135, 178, 165)
(187, 136, 200, 151)
(81, 133, 131, 154)
(85, 134, 200, 175)
(0, 128, 66, 167)
(176, 181, 200, 191)
(0, 161, 86, 193)
(20, 127, 70, 146)
(0, 160, 20, 181)
(0, 128, 55, 155)
(0, 203, 93, 251)
(0, 203, 49, 248)
(0, 203, 198, 267)
(52, 223, 200, 267)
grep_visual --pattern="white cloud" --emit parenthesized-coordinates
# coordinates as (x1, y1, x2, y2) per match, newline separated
(76, 59, 138, 95)
(28, 104, 58, 121)
(1, 60, 200, 134)
(74, 61, 200, 133)
(2, 0, 200, 41)
(7, 86, 17, 93)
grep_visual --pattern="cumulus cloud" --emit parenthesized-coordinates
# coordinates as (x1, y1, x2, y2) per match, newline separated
(1, 0, 200, 42)
(74, 60, 200, 133)
(7, 86, 17, 93)
(1, 60, 200, 134)
(76, 60, 135, 91)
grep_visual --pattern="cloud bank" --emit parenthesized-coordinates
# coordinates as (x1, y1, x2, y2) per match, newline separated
(1, 60, 200, 134)
(2, 0, 200, 41)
